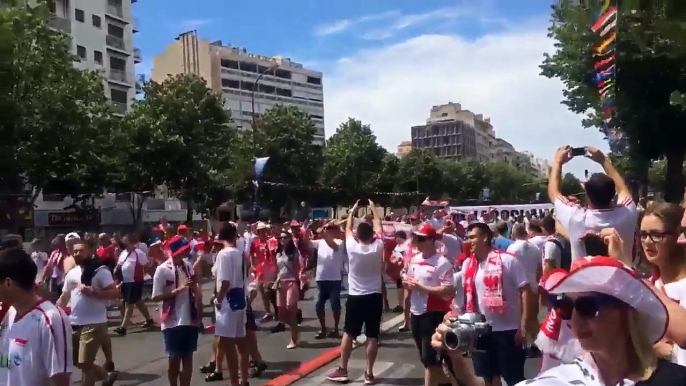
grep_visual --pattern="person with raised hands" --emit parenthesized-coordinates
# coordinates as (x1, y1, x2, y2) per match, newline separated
(548, 145, 637, 261)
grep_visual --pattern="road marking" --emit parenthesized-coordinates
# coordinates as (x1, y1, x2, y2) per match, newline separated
(294, 359, 419, 385)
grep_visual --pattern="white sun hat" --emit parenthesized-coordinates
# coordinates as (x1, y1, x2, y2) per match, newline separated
(255, 222, 268, 230)
(547, 256, 668, 344)
(65, 232, 81, 241)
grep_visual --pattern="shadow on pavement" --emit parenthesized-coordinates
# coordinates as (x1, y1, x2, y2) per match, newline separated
(113, 371, 160, 385)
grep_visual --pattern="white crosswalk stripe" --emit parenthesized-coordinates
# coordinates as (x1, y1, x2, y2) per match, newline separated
(295, 359, 421, 385)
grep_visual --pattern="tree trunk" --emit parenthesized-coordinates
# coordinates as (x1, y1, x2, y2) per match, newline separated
(663, 150, 685, 203)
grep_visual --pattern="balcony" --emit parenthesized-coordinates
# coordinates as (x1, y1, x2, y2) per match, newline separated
(132, 17, 139, 33)
(109, 68, 128, 84)
(135, 81, 142, 94)
(106, 35, 126, 52)
(48, 16, 71, 33)
(133, 48, 142, 63)
(105, 3, 125, 20)
(112, 101, 128, 115)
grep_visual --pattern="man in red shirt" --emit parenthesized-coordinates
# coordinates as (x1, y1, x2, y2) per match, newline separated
(96, 233, 119, 271)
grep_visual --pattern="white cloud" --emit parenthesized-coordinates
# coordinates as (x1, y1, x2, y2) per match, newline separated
(179, 19, 212, 30)
(322, 23, 609, 177)
(314, 10, 400, 36)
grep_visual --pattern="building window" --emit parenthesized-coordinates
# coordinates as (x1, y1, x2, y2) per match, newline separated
(94, 50, 103, 65)
(306, 76, 321, 85)
(76, 45, 86, 60)
(92, 14, 101, 28)
(75, 8, 84, 22)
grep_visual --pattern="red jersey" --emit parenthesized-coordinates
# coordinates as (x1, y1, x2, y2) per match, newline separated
(251, 237, 277, 282)
(96, 244, 118, 264)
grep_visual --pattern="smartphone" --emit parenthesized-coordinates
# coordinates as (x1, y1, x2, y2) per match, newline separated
(571, 147, 586, 157)
(582, 234, 609, 256)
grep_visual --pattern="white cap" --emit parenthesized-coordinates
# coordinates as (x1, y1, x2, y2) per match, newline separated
(65, 232, 81, 241)
(256, 222, 268, 230)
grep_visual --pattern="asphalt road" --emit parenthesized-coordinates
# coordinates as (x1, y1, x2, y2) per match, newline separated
(293, 329, 542, 386)
(70, 277, 406, 385)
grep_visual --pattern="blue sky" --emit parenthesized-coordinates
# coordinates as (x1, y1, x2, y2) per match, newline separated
(134, 0, 609, 177)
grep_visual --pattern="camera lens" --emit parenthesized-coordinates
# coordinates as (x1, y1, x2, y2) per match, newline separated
(444, 331, 460, 350)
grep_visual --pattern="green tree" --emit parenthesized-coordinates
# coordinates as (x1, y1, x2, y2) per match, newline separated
(321, 118, 387, 201)
(128, 74, 240, 222)
(374, 153, 402, 206)
(486, 162, 538, 204)
(397, 149, 443, 198)
(540, 0, 686, 202)
(0, 3, 117, 230)
(254, 105, 321, 216)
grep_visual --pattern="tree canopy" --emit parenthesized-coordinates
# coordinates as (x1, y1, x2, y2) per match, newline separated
(540, 0, 686, 202)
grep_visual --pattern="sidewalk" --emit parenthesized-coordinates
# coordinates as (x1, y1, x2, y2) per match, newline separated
(80, 279, 406, 385)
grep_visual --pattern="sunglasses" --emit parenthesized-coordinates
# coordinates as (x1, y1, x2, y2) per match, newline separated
(548, 293, 624, 320)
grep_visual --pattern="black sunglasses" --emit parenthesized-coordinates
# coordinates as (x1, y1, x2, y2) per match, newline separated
(548, 293, 624, 320)
(639, 230, 676, 243)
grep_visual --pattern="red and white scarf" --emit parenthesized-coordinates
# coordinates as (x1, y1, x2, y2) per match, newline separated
(160, 260, 199, 325)
(463, 250, 506, 313)
(535, 307, 582, 373)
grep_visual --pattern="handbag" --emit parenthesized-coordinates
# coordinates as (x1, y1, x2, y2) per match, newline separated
(225, 253, 247, 311)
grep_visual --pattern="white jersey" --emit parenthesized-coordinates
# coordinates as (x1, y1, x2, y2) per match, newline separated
(0, 300, 73, 386)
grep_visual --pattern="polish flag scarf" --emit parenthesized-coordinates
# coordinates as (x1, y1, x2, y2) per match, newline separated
(161, 260, 199, 325)
(463, 250, 507, 313)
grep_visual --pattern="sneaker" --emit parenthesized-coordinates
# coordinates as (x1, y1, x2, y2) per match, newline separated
(113, 327, 126, 336)
(364, 372, 376, 385)
(142, 319, 155, 328)
(326, 367, 349, 383)
(260, 313, 273, 323)
(102, 371, 119, 386)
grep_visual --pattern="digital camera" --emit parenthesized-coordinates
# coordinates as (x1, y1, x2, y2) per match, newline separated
(443, 312, 491, 353)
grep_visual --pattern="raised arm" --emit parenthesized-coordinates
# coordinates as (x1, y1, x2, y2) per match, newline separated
(345, 200, 360, 239)
(368, 199, 382, 234)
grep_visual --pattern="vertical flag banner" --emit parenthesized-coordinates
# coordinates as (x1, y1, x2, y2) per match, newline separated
(589, 0, 624, 150)
(253, 156, 270, 188)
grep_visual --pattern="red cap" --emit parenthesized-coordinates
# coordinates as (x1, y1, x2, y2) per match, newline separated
(412, 223, 437, 239)
(290, 220, 301, 227)
(177, 225, 188, 231)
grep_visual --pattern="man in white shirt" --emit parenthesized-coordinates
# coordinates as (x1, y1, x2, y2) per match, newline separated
(327, 200, 384, 384)
(114, 234, 154, 335)
(548, 146, 637, 261)
(506, 224, 542, 293)
(213, 223, 249, 386)
(541, 215, 566, 274)
(0, 246, 73, 386)
(527, 219, 547, 257)
(152, 235, 202, 386)
(57, 240, 119, 386)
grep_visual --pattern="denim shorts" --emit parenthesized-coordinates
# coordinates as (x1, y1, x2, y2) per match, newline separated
(316, 280, 342, 313)
(163, 325, 199, 357)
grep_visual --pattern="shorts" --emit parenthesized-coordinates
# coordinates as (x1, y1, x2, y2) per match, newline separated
(163, 325, 199, 357)
(410, 311, 446, 368)
(277, 281, 299, 309)
(120, 282, 144, 304)
(215, 308, 246, 338)
(72, 323, 109, 366)
(471, 329, 526, 385)
(344, 293, 383, 339)
(316, 280, 342, 314)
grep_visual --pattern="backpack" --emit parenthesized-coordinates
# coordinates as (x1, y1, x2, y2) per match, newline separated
(549, 238, 572, 271)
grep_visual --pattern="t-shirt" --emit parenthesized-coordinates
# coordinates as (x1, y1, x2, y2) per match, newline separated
(47, 250, 66, 283)
(506, 240, 542, 292)
(658, 277, 686, 366)
(314, 239, 345, 282)
(554, 195, 637, 260)
(96, 244, 117, 265)
(117, 249, 149, 283)
(455, 251, 528, 332)
(528, 235, 547, 257)
(407, 253, 454, 314)
(345, 236, 384, 296)
(135, 242, 148, 254)
(543, 235, 565, 269)
(492, 236, 514, 251)
(152, 259, 196, 330)
(30, 252, 48, 283)
(215, 247, 245, 311)
(62, 266, 114, 326)
(0, 301, 73, 386)
(441, 234, 463, 263)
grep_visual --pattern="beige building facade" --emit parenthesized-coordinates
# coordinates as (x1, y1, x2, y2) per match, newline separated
(152, 32, 325, 145)
(396, 141, 412, 157)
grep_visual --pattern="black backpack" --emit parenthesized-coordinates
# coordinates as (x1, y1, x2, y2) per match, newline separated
(549, 238, 572, 271)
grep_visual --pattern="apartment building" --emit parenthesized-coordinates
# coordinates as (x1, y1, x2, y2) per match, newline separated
(151, 32, 326, 145)
(396, 141, 412, 157)
(411, 103, 479, 160)
(44, 0, 140, 114)
(492, 138, 518, 166)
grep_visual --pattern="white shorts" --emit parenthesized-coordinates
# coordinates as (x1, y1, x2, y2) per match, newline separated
(214, 309, 246, 338)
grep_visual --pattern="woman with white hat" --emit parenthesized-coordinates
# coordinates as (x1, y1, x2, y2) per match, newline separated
(433, 255, 686, 385)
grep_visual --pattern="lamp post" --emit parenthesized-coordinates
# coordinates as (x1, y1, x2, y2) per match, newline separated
(250, 64, 278, 217)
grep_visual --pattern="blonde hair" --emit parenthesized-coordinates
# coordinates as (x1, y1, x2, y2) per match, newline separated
(627, 310, 657, 380)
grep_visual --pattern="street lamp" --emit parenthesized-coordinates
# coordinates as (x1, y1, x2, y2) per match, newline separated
(250, 63, 278, 217)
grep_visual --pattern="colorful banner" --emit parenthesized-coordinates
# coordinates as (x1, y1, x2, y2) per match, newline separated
(449, 203, 554, 219)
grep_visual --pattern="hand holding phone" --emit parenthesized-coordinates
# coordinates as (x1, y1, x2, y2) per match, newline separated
(571, 147, 586, 157)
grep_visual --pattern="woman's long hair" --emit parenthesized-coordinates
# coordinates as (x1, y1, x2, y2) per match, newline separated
(627, 309, 657, 380)
(277, 236, 298, 261)
(642, 201, 686, 278)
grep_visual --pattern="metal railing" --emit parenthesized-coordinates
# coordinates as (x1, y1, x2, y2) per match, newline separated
(109, 68, 128, 83)
(106, 35, 125, 51)
(48, 17, 71, 33)
(112, 101, 127, 115)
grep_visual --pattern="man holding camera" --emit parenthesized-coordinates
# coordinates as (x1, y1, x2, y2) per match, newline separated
(453, 222, 533, 386)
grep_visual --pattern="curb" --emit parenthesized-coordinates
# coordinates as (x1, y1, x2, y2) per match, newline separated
(263, 314, 405, 386)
